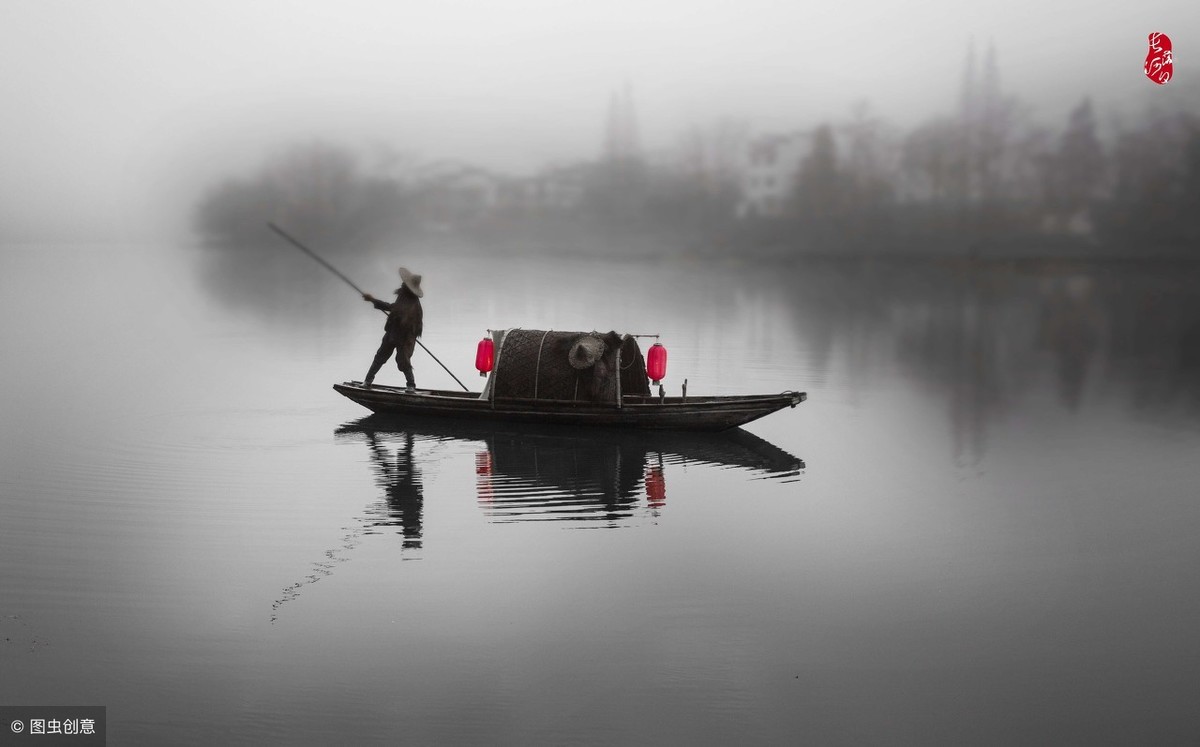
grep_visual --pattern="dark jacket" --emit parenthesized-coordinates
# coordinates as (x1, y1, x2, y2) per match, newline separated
(372, 286, 423, 342)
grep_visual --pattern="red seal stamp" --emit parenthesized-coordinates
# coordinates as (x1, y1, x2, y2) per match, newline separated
(1144, 32, 1173, 85)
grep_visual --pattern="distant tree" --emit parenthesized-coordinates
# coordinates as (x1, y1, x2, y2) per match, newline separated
(787, 124, 852, 249)
(580, 83, 652, 233)
(194, 141, 409, 248)
(1180, 126, 1200, 242)
(580, 156, 650, 231)
(793, 124, 841, 219)
(674, 118, 748, 201)
(900, 41, 1024, 211)
(649, 119, 747, 234)
(1100, 110, 1200, 248)
(838, 103, 897, 223)
(901, 118, 965, 203)
(194, 178, 277, 244)
(1052, 99, 1106, 219)
(262, 142, 359, 240)
(1009, 125, 1054, 209)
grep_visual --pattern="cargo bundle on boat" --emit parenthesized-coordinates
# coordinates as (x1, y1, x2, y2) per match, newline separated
(334, 328, 805, 431)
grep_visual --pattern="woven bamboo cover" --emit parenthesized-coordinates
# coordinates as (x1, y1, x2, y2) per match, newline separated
(492, 329, 640, 403)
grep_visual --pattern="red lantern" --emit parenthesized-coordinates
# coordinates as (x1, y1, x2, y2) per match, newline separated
(475, 337, 494, 376)
(646, 342, 667, 384)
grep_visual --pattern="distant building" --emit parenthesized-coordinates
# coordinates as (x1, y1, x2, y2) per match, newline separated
(737, 132, 809, 218)
(410, 160, 500, 229)
(495, 165, 587, 213)
(534, 164, 588, 210)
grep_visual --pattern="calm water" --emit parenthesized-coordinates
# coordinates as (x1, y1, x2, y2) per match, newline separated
(2, 240, 1199, 744)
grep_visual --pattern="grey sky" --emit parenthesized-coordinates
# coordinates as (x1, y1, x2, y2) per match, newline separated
(1, 0, 1195, 240)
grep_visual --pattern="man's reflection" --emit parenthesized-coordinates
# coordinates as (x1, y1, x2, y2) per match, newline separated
(364, 431, 424, 549)
(271, 429, 425, 622)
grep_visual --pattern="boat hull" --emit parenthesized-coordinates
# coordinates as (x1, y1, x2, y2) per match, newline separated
(333, 382, 805, 431)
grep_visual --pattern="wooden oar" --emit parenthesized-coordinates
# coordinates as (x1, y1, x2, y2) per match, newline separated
(267, 222, 471, 392)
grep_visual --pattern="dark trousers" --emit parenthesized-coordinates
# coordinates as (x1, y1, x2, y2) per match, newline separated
(365, 335, 417, 387)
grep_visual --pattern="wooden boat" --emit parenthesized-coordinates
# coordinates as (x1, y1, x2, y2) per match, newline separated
(333, 383, 804, 431)
(334, 328, 806, 431)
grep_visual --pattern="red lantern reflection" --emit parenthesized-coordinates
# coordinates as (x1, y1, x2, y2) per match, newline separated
(646, 342, 667, 384)
(645, 465, 666, 508)
(475, 337, 494, 376)
(475, 450, 494, 503)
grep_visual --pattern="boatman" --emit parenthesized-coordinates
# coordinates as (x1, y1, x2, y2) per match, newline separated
(362, 267, 423, 389)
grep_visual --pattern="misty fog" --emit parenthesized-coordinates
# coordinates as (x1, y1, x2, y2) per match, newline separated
(6, 5, 1200, 742)
(1, 0, 1196, 247)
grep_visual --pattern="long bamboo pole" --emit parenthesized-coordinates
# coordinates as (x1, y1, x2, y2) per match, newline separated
(267, 222, 470, 392)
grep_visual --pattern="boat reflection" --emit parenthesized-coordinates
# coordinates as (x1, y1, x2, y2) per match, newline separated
(336, 415, 805, 529)
(273, 415, 803, 620)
